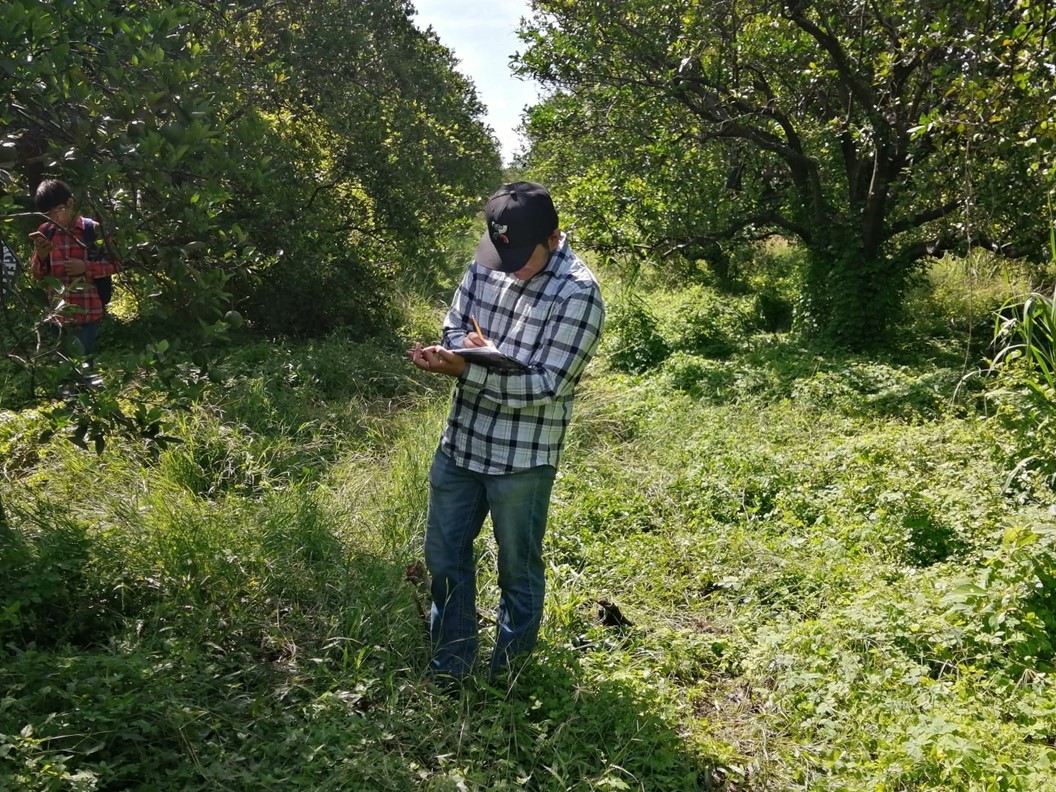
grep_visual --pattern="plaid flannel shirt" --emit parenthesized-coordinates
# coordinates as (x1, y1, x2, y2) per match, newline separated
(30, 216, 118, 325)
(440, 234, 605, 474)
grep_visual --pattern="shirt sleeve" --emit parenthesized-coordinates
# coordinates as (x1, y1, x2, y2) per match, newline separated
(441, 267, 475, 350)
(459, 286, 605, 409)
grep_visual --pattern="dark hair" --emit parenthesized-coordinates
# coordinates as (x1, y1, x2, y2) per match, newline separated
(34, 179, 73, 213)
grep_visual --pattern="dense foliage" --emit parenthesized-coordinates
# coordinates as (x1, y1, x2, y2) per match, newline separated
(0, 0, 501, 575)
(0, 0, 500, 345)
(516, 0, 1056, 348)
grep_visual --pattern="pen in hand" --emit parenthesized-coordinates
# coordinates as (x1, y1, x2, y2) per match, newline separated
(470, 315, 490, 346)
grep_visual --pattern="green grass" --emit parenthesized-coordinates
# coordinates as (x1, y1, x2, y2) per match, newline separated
(3, 261, 1056, 790)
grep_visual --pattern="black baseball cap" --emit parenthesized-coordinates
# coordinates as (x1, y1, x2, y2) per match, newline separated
(474, 182, 559, 273)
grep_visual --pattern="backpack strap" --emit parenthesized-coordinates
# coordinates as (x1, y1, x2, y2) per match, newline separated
(80, 218, 113, 305)
(81, 218, 101, 261)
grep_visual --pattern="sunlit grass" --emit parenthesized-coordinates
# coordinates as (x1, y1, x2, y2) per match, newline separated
(5, 255, 1056, 789)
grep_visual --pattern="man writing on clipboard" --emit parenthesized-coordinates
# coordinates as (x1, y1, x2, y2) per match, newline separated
(409, 181, 605, 686)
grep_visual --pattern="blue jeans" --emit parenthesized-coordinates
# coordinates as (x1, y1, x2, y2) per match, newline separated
(424, 448, 557, 677)
(64, 321, 99, 357)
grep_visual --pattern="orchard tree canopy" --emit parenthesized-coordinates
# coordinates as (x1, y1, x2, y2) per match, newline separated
(518, 0, 1056, 347)
(1, 0, 500, 338)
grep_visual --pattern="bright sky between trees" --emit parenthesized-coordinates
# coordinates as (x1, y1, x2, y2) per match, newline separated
(411, 0, 541, 165)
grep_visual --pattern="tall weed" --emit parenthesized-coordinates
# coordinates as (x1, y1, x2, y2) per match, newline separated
(907, 250, 1036, 338)
(991, 289, 1056, 396)
(985, 225, 1056, 487)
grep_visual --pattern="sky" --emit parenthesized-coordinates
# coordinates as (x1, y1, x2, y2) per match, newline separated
(411, 0, 542, 165)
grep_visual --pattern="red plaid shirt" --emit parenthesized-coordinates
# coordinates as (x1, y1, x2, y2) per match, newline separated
(31, 216, 119, 325)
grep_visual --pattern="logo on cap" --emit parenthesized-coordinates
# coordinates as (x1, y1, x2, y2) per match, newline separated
(490, 221, 510, 246)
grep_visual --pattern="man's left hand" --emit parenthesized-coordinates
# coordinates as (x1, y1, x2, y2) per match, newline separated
(408, 343, 466, 377)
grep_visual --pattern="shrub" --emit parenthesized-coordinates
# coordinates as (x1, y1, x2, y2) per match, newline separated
(601, 294, 670, 373)
(663, 287, 757, 358)
(232, 252, 396, 338)
(939, 520, 1056, 673)
(755, 288, 794, 332)
(0, 515, 108, 648)
(741, 237, 804, 329)
(660, 353, 734, 398)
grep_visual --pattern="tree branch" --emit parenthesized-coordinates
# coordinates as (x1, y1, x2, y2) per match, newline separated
(784, 6, 879, 118)
(900, 233, 1038, 263)
(886, 200, 961, 238)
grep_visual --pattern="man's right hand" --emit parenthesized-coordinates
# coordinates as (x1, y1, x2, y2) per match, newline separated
(29, 232, 52, 258)
(465, 332, 492, 348)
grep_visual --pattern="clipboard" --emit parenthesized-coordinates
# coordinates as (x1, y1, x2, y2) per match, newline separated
(451, 345, 527, 372)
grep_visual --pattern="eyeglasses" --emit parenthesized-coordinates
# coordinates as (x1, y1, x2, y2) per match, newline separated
(44, 204, 71, 220)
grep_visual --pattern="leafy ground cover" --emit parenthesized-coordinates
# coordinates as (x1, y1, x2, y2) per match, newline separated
(3, 258, 1056, 790)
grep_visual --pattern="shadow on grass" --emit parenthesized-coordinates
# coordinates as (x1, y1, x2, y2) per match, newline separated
(1, 519, 721, 790)
(397, 641, 726, 791)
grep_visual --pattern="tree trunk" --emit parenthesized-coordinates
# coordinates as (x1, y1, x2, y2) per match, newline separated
(800, 223, 910, 349)
(0, 490, 9, 539)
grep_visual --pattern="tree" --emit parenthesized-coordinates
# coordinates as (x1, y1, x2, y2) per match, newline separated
(1, 0, 500, 341)
(231, 0, 501, 333)
(517, 0, 1056, 348)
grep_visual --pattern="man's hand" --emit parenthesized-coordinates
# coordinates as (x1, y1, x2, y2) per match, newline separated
(408, 343, 466, 377)
(64, 260, 87, 276)
(465, 332, 492, 349)
(29, 232, 52, 259)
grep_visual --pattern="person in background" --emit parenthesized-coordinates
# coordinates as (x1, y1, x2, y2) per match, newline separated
(29, 179, 119, 361)
(409, 181, 605, 685)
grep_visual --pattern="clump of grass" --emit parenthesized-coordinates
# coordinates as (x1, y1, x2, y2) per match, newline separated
(908, 250, 1039, 339)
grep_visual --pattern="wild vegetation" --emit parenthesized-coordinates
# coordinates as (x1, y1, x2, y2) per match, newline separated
(1, 0, 500, 507)
(4, 0, 1056, 789)
(1, 0, 499, 342)
(4, 238, 1056, 789)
